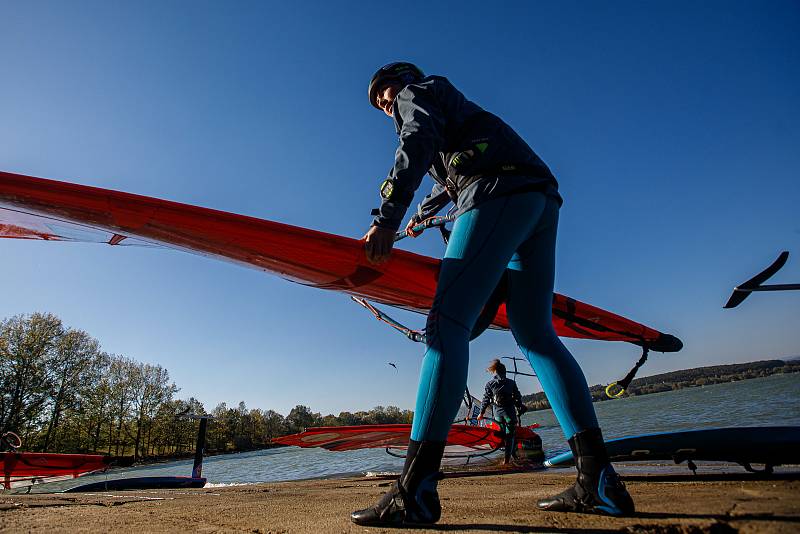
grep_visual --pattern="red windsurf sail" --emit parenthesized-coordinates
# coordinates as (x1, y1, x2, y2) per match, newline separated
(272, 423, 540, 452)
(2, 452, 114, 489)
(0, 171, 681, 351)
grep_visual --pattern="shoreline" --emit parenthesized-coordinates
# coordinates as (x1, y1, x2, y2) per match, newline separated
(2, 468, 798, 533)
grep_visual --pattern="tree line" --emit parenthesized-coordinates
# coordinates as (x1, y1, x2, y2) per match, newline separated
(1, 313, 412, 460)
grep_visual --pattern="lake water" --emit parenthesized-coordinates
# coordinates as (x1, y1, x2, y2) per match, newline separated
(20, 373, 800, 492)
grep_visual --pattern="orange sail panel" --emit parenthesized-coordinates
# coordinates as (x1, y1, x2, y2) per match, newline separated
(0, 171, 681, 350)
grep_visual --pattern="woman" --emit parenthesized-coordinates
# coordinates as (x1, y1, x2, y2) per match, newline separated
(477, 359, 527, 465)
(354, 62, 633, 526)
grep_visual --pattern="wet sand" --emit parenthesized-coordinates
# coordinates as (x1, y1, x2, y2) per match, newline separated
(2, 470, 799, 533)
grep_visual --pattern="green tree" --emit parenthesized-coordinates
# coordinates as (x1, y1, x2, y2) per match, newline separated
(286, 405, 318, 433)
(0, 313, 63, 436)
(129, 363, 178, 460)
(262, 409, 286, 441)
(107, 356, 136, 455)
(41, 329, 103, 451)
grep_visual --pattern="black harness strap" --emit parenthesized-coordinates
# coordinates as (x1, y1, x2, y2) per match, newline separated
(605, 345, 649, 398)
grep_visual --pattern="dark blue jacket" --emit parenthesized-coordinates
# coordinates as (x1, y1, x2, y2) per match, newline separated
(481, 374, 525, 416)
(373, 75, 560, 231)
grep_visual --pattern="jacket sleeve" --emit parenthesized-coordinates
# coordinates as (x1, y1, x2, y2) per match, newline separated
(480, 381, 493, 414)
(372, 85, 446, 231)
(414, 182, 451, 222)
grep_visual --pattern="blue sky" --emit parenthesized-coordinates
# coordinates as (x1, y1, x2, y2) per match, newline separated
(1, 1, 798, 416)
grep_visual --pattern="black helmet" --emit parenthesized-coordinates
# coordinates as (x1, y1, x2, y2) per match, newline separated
(368, 62, 425, 109)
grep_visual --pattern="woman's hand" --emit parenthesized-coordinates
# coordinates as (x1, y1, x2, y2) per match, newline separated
(363, 225, 396, 265)
(405, 216, 423, 238)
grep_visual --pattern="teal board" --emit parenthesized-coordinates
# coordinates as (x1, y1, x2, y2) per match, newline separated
(544, 426, 800, 473)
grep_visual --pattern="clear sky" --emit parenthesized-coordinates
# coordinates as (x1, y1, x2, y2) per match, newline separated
(1, 1, 798, 416)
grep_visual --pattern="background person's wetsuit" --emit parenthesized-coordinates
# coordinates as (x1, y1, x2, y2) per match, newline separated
(480, 373, 526, 463)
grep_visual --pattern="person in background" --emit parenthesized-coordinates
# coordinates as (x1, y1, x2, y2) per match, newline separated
(477, 358, 527, 465)
(352, 62, 634, 527)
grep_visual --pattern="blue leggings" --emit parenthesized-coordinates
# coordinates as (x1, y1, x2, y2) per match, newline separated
(410, 191, 599, 442)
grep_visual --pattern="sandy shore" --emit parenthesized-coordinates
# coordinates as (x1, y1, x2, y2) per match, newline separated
(2, 470, 799, 533)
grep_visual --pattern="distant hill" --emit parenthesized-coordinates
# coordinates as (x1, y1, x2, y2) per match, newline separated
(521, 359, 800, 411)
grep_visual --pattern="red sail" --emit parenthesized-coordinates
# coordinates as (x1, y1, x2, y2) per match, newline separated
(0, 171, 681, 351)
(2, 452, 113, 489)
(272, 423, 540, 452)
